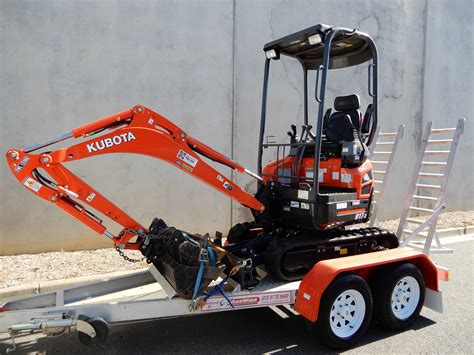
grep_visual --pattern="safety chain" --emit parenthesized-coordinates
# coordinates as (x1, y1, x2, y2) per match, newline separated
(114, 228, 147, 263)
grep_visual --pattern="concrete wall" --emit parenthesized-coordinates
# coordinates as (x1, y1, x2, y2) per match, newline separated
(422, 0, 473, 209)
(0, 0, 472, 255)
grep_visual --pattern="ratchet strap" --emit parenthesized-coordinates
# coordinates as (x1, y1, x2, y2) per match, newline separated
(192, 235, 216, 300)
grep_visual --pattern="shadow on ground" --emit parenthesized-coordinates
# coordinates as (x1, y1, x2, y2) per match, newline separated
(0, 306, 436, 354)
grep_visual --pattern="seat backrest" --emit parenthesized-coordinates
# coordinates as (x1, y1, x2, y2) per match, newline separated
(325, 94, 362, 142)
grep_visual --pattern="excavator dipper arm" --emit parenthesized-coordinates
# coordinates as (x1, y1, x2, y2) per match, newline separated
(5, 105, 265, 250)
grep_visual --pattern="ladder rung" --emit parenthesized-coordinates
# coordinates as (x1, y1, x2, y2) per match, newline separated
(373, 170, 386, 174)
(377, 142, 395, 146)
(419, 172, 444, 178)
(372, 151, 391, 155)
(422, 161, 447, 166)
(371, 160, 388, 164)
(403, 229, 413, 234)
(416, 183, 441, 189)
(379, 132, 397, 136)
(425, 150, 450, 155)
(413, 195, 438, 201)
(374, 180, 383, 184)
(409, 206, 435, 213)
(406, 218, 424, 224)
(374, 190, 380, 194)
(427, 139, 453, 144)
(431, 128, 456, 133)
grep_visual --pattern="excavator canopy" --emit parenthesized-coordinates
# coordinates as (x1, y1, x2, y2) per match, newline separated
(263, 24, 374, 70)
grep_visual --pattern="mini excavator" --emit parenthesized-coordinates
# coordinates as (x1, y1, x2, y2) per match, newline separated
(6, 25, 398, 299)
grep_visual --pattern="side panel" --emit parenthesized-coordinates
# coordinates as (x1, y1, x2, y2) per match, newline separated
(295, 248, 438, 322)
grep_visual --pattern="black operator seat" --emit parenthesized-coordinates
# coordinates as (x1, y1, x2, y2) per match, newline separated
(324, 94, 362, 144)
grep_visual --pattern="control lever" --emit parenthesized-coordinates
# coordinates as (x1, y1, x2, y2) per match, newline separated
(306, 125, 315, 140)
(291, 124, 297, 137)
(287, 124, 299, 143)
(299, 125, 308, 143)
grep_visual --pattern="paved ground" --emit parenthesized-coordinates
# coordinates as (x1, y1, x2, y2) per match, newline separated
(1, 239, 473, 354)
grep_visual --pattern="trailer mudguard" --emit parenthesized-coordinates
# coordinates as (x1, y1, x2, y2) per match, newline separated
(295, 247, 439, 322)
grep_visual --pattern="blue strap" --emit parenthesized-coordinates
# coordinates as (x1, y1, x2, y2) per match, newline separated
(203, 274, 234, 309)
(207, 247, 216, 267)
(192, 261, 205, 300)
(192, 241, 215, 300)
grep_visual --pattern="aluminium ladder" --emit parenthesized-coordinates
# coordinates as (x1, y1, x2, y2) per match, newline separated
(369, 125, 405, 227)
(396, 118, 465, 255)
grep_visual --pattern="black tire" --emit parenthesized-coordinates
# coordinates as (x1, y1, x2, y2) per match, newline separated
(78, 317, 109, 346)
(373, 263, 425, 330)
(308, 274, 373, 349)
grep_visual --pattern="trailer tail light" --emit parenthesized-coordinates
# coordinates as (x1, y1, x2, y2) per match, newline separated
(436, 265, 450, 282)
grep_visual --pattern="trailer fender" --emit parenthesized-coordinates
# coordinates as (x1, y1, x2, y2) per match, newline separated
(295, 248, 438, 322)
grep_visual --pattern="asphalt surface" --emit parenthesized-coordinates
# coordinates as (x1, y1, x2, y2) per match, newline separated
(1, 239, 472, 354)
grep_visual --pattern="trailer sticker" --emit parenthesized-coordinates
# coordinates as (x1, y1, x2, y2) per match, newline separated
(216, 175, 224, 182)
(177, 150, 198, 167)
(23, 177, 42, 193)
(332, 171, 339, 180)
(290, 201, 299, 208)
(14, 156, 30, 174)
(301, 202, 310, 210)
(223, 181, 233, 191)
(201, 291, 293, 312)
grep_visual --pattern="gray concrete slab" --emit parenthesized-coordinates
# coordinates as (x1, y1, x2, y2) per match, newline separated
(422, 0, 474, 211)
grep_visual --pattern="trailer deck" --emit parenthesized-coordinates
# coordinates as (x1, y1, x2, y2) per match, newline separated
(0, 248, 446, 352)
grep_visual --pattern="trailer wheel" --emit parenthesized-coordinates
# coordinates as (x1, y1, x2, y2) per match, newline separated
(308, 274, 373, 349)
(373, 263, 425, 329)
(78, 317, 109, 346)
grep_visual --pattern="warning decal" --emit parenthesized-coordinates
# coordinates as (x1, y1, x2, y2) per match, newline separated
(23, 177, 42, 193)
(177, 150, 198, 167)
(201, 291, 293, 312)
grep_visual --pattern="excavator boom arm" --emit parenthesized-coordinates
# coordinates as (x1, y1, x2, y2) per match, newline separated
(5, 105, 264, 249)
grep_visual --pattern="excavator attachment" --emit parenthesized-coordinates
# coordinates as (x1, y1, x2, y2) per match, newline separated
(141, 218, 227, 299)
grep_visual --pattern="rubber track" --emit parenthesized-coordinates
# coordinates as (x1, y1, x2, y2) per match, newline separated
(264, 227, 399, 281)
